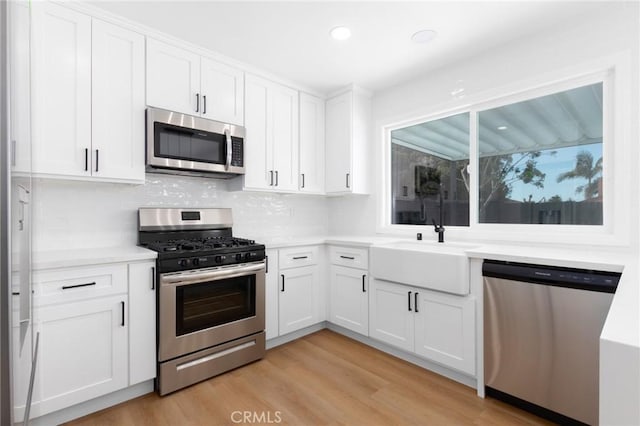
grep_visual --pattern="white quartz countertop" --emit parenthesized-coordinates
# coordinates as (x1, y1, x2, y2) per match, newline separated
(32, 246, 157, 270)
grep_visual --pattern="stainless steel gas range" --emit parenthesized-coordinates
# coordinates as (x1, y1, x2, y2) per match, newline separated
(138, 208, 266, 395)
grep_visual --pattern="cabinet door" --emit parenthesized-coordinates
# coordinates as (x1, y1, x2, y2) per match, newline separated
(271, 85, 299, 191)
(368, 279, 414, 352)
(265, 250, 279, 340)
(299, 93, 325, 193)
(244, 74, 272, 189)
(329, 265, 368, 336)
(325, 91, 353, 193)
(9, 0, 31, 174)
(200, 57, 244, 125)
(12, 294, 34, 422)
(32, 295, 128, 418)
(92, 20, 145, 181)
(414, 290, 476, 375)
(279, 265, 319, 335)
(31, 2, 91, 177)
(146, 38, 200, 116)
(128, 262, 156, 385)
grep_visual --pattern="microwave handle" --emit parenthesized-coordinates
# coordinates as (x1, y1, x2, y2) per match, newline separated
(224, 128, 232, 170)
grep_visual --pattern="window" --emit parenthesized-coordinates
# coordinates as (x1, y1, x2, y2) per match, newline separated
(478, 83, 603, 225)
(386, 81, 606, 230)
(390, 113, 470, 226)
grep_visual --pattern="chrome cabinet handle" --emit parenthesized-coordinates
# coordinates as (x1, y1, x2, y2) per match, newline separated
(121, 301, 125, 326)
(281, 274, 285, 292)
(203, 95, 207, 114)
(95, 149, 99, 172)
(362, 275, 366, 292)
(84, 148, 89, 171)
(408, 291, 412, 311)
(414, 292, 419, 313)
(196, 93, 200, 112)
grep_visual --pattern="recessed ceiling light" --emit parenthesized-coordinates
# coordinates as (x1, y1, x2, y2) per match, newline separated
(411, 29, 438, 44)
(330, 26, 351, 41)
(497, 126, 508, 130)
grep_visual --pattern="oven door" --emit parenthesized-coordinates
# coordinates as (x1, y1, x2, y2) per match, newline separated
(158, 261, 265, 362)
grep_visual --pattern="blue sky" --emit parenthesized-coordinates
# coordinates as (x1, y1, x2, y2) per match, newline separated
(508, 143, 602, 202)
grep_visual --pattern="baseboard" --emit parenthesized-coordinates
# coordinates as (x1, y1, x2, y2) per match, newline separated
(266, 322, 327, 349)
(24, 381, 154, 426)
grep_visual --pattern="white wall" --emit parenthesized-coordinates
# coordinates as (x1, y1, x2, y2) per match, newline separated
(328, 4, 639, 249)
(31, 175, 328, 251)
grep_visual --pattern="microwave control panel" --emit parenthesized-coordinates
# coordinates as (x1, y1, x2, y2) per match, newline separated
(231, 137, 243, 167)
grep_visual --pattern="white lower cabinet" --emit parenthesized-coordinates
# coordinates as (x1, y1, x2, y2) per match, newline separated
(33, 295, 128, 418)
(265, 249, 279, 340)
(369, 278, 476, 375)
(24, 259, 157, 420)
(279, 265, 320, 335)
(328, 245, 369, 336)
(128, 261, 156, 385)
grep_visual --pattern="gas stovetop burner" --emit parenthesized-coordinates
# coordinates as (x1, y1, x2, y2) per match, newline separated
(146, 237, 257, 254)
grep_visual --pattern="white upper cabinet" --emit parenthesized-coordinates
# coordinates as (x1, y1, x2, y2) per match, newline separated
(92, 20, 145, 181)
(31, 2, 92, 177)
(299, 92, 325, 193)
(146, 38, 244, 125)
(31, 2, 145, 182)
(243, 74, 299, 192)
(325, 87, 372, 194)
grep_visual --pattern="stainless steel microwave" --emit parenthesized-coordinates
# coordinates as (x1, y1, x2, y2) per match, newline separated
(146, 107, 245, 178)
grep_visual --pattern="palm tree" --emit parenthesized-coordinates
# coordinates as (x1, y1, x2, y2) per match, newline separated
(556, 150, 602, 199)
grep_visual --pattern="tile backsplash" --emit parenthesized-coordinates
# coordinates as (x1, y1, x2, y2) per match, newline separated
(32, 174, 329, 251)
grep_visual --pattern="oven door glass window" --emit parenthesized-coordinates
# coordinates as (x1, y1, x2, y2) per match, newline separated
(176, 275, 256, 336)
(154, 122, 226, 165)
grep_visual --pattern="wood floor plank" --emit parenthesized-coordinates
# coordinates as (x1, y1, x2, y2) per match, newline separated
(64, 330, 552, 426)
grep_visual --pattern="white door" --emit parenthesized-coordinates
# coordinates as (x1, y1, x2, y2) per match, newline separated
(279, 265, 319, 335)
(92, 19, 145, 181)
(244, 74, 272, 189)
(146, 38, 200, 116)
(329, 265, 368, 335)
(265, 250, 279, 340)
(299, 93, 325, 193)
(414, 290, 476, 375)
(200, 57, 244, 125)
(31, 2, 91, 177)
(128, 262, 157, 385)
(368, 279, 414, 352)
(32, 296, 128, 418)
(325, 91, 353, 193)
(271, 85, 299, 191)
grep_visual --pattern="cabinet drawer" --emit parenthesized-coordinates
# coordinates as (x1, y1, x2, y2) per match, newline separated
(330, 246, 368, 269)
(279, 246, 318, 269)
(34, 264, 128, 306)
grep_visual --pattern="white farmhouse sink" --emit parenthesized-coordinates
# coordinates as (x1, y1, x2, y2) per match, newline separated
(369, 241, 479, 295)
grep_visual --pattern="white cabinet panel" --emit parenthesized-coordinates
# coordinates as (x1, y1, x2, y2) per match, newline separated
(128, 262, 157, 385)
(31, 1, 91, 177)
(12, 294, 34, 422)
(279, 246, 318, 269)
(92, 19, 145, 181)
(414, 290, 476, 375)
(325, 88, 371, 195)
(369, 279, 414, 352)
(146, 38, 200, 116)
(243, 74, 299, 192)
(329, 265, 368, 335)
(329, 246, 368, 269)
(200, 57, 244, 125)
(32, 295, 128, 418)
(265, 250, 279, 340)
(299, 92, 325, 193)
(279, 265, 319, 335)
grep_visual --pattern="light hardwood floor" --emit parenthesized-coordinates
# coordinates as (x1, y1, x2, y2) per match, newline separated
(65, 330, 551, 425)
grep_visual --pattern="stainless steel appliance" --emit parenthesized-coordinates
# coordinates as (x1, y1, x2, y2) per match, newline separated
(483, 260, 620, 425)
(146, 107, 245, 178)
(138, 208, 265, 395)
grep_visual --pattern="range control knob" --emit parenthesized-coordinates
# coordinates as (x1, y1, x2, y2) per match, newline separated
(192, 258, 200, 267)
(215, 255, 225, 264)
(236, 253, 243, 262)
(178, 259, 190, 267)
(245, 252, 252, 261)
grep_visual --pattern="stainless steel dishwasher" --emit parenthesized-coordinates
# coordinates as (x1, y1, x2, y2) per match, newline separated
(483, 260, 620, 426)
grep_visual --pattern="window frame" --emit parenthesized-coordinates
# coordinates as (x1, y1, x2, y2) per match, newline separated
(378, 61, 630, 247)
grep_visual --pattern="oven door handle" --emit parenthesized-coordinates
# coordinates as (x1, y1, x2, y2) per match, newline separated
(160, 262, 265, 287)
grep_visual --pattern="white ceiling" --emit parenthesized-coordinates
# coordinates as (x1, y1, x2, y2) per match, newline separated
(89, 1, 616, 95)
